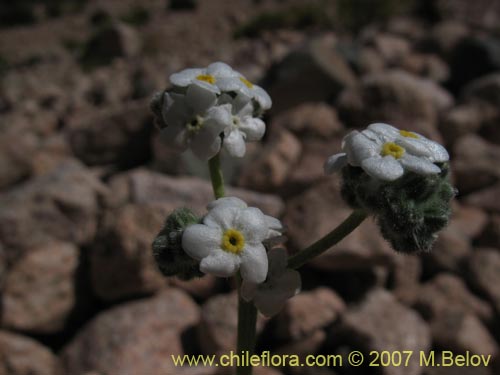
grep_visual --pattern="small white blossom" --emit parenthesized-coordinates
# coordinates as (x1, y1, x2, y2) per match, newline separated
(324, 123, 449, 181)
(241, 248, 301, 317)
(216, 75, 272, 113)
(218, 94, 266, 157)
(159, 88, 232, 160)
(169, 62, 238, 95)
(182, 197, 283, 283)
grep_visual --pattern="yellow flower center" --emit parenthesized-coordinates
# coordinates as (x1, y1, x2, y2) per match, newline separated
(399, 130, 419, 139)
(221, 229, 245, 254)
(239, 76, 254, 89)
(381, 142, 405, 159)
(196, 74, 216, 84)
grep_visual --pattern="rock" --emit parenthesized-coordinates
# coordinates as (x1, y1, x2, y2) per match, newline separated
(336, 289, 430, 375)
(338, 70, 452, 140)
(62, 288, 200, 375)
(0, 159, 105, 259)
(429, 21, 469, 56)
(90, 203, 169, 301)
(275, 287, 345, 341)
(370, 33, 411, 66)
(448, 36, 500, 93)
(477, 214, 500, 248)
(2, 241, 79, 333)
(451, 204, 488, 239)
(198, 291, 266, 355)
(238, 130, 302, 192)
(266, 35, 357, 113)
(431, 309, 498, 355)
(284, 178, 395, 271)
(414, 274, 493, 324)
(463, 73, 500, 107)
(466, 248, 500, 313)
(67, 100, 154, 168)
(170, 275, 219, 301)
(275, 330, 326, 372)
(440, 105, 484, 146)
(453, 134, 500, 194)
(80, 22, 141, 68)
(401, 53, 449, 83)
(390, 254, 421, 305)
(465, 183, 500, 213)
(287, 137, 341, 190)
(0, 331, 62, 375)
(105, 168, 285, 218)
(356, 47, 385, 75)
(271, 103, 343, 139)
(0, 128, 38, 190)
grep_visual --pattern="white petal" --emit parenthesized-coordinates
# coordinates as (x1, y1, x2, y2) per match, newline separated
(182, 224, 222, 260)
(240, 243, 268, 283)
(421, 139, 449, 162)
(207, 197, 248, 210)
(207, 62, 238, 77)
(216, 76, 245, 92)
(400, 154, 441, 175)
(240, 280, 258, 302)
(203, 204, 238, 230)
(235, 98, 254, 117)
(239, 117, 266, 141)
(252, 85, 272, 110)
(265, 215, 283, 233)
(206, 104, 233, 130)
(170, 68, 203, 87)
(223, 129, 246, 157)
(324, 153, 348, 174)
(200, 251, 240, 277)
(235, 207, 268, 243)
(367, 123, 400, 140)
(190, 131, 222, 160)
(396, 137, 433, 158)
(186, 84, 217, 114)
(192, 79, 220, 95)
(361, 155, 404, 181)
(343, 131, 379, 166)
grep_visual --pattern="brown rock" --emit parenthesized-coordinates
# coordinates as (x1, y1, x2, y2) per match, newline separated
(453, 135, 500, 194)
(272, 103, 343, 139)
(198, 291, 266, 355)
(466, 248, 500, 313)
(90, 203, 169, 301)
(267, 35, 357, 113)
(430, 21, 469, 56)
(337, 289, 431, 375)
(0, 128, 38, 190)
(238, 130, 302, 192)
(170, 275, 219, 301)
(477, 214, 500, 248)
(357, 47, 385, 75)
(62, 288, 200, 375)
(284, 178, 395, 270)
(104, 168, 285, 218)
(465, 183, 500, 213)
(431, 309, 498, 355)
(371, 33, 411, 66)
(67, 100, 153, 167)
(0, 331, 62, 375)
(0, 159, 105, 259)
(275, 287, 345, 341)
(390, 254, 422, 305)
(275, 330, 326, 372)
(414, 273, 493, 324)
(440, 104, 484, 146)
(2, 241, 79, 333)
(451, 203, 488, 239)
(338, 70, 453, 140)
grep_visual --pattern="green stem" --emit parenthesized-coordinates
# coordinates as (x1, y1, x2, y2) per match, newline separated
(236, 276, 258, 375)
(208, 153, 225, 199)
(287, 209, 367, 269)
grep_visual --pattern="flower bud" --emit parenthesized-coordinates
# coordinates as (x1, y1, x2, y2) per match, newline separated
(152, 207, 203, 280)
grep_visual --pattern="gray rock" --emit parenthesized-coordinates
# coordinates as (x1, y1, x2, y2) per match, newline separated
(2, 241, 79, 333)
(0, 129, 37, 190)
(466, 248, 500, 313)
(62, 288, 200, 375)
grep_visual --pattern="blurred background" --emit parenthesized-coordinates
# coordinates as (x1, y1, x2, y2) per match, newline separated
(1, 0, 500, 374)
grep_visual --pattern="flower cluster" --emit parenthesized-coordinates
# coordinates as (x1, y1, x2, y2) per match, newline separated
(151, 62, 272, 160)
(325, 123, 449, 181)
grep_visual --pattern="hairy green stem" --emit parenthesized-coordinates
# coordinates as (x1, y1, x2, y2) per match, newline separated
(287, 209, 367, 269)
(208, 153, 225, 199)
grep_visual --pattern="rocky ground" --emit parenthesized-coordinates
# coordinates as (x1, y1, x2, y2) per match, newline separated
(1, 0, 500, 374)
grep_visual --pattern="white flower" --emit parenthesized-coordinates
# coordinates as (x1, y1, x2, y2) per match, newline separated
(169, 62, 238, 95)
(216, 75, 272, 113)
(159, 87, 232, 160)
(324, 123, 449, 181)
(218, 94, 266, 157)
(241, 248, 301, 317)
(182, 197, 283, 283)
